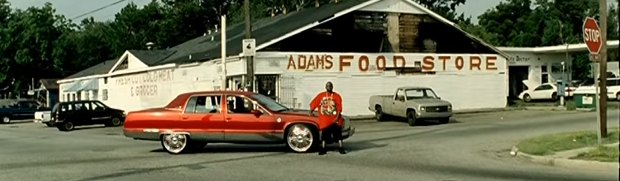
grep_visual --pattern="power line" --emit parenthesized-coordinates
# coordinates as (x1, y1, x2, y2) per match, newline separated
(71, 0, 127, 21)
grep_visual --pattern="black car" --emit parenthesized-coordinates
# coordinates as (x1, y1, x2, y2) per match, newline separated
(51, 100, 125, 131)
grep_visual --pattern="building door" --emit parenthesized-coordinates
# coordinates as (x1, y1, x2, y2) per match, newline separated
(509, 66, 529, 100)
(256, 75, 279, 101)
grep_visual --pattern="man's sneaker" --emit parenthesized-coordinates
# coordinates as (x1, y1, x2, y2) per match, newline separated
(338, 148, 346, 154)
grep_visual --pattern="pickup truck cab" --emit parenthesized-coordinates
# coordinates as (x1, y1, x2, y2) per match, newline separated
(368, 86, 452, 126)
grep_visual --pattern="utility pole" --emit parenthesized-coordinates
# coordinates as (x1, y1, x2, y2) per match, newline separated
(244, 0, 254, 92)
(221, 15, 227, 90)
(598, 0, 608, 139)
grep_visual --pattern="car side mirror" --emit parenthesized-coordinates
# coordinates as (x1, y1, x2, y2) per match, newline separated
(251, 109, 263, 117)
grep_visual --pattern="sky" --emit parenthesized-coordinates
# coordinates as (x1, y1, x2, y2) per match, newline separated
(6, 0, 617, 24)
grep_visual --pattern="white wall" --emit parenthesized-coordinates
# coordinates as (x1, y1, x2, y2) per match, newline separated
(505, 52, 572, 88)
(256, 52, 508, 116)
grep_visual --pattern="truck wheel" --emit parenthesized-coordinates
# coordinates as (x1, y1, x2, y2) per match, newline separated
(57, 121, 74, 132)
(375, 106, 385, 121)
(2, 116, 10, 124)
(110, 117, 122, 127)
(407, 110, 417, 127)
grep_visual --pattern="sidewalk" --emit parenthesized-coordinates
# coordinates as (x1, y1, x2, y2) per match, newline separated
(515, 142, 619, 171)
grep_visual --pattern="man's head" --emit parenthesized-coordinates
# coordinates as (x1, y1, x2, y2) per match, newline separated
(325, 81, 333, 93)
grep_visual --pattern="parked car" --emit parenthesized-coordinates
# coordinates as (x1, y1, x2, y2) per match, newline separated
(573, 78, 620, 101)
(51, 100, 126, 131)
(368, 86, 452, 126)
(0, 100, 40, 124)
(518, 83, 576, 102)
(123, 91, 355, 154)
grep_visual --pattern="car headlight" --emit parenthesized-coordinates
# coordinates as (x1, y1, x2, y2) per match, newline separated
(420, 107, 426, 111)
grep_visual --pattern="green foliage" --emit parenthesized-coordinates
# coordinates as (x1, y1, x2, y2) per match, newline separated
(470, 0, 620, 81)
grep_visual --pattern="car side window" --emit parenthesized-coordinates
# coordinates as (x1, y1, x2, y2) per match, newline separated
(185, 95, 222, 114)
(184, 97, 198, 113)
(395, 90, 405, 101)
(534, 85, 545, 91)
(226, 95, 254, 114)
(91, 102, 104, 111)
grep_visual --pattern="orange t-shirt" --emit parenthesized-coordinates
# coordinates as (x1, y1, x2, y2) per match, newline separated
(310, 92, 343, 130)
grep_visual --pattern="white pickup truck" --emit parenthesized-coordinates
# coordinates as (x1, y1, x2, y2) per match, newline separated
(34, 108, 53, 127)
(368, 86, 452, 126)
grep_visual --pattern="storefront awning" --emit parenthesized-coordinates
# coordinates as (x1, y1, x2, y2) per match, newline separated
(63, 79, 98, 92)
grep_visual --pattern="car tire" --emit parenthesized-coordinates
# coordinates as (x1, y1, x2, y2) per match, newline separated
(407, 110, 417, 127)
(551, 93, 558, 100)
(523, 94, 532, 102)
(161, 133, 189, 154)
(375, 106, 385, 122)
(2, 116, 10, 124)
(57, 121, 74, 132)
(110, 117, 122, 127)
(285, 124, 316, 153)
(439, 117, 450, 124)
(616, 93, 620, 101)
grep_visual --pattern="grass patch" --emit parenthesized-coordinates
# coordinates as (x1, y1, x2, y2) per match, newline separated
(571, 146, 620, 162)
(517, 128, 619, 156)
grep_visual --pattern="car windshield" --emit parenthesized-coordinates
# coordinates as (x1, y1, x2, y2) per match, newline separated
(405, 89, 439, 99)
(250, 94, 289, 112)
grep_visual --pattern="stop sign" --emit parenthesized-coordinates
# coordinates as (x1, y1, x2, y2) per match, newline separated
(583, 17, 602, 55)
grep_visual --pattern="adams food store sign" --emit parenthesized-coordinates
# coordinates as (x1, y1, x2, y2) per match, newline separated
(277, 53, 505, 73)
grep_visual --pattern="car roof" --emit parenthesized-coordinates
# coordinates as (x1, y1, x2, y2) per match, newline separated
(178, 90, 258, 97)
(398, 86, 431, 90)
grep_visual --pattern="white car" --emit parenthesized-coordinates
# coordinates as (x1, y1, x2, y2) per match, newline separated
(574, 78, 620, 101)
(518, 83, 575, 102)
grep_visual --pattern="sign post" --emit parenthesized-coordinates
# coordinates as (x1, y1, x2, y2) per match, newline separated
(583, 16, 607, 144)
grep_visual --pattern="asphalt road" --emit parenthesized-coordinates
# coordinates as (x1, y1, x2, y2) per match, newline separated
(1, 109, 618, 181)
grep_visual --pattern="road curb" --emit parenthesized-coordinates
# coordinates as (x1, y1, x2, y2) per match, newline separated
(516, 151, 619, 171)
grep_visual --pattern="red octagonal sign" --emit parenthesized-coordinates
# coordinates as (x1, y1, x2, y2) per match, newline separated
(583, 17, 602, 55)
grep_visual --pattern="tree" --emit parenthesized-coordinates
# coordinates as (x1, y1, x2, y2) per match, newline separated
(473, 0, 619, 81)
(0, 3, 73, 96)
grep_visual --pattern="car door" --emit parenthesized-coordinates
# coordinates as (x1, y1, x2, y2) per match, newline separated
(70, 102, 90, 125)
(390, 89, 407, 117)
(224, 95, 279, 142)
(182, 94, 225, 141)
(16, 101, 37, 120)
(90, 101, 111, 124)
(531, 85, 550, 99)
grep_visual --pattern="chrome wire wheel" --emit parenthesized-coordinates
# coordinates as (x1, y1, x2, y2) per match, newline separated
(161, 133, 188, 154)
(286, 124, 314, 153)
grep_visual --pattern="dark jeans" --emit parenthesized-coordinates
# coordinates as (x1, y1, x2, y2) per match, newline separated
(321, 123, 342, 142)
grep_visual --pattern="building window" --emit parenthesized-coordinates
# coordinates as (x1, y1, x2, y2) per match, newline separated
(104, 78, 108, 84)
(84, 91, 90, 100)
(541, 65, 548, 83)
(102, 89, 108, 101)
